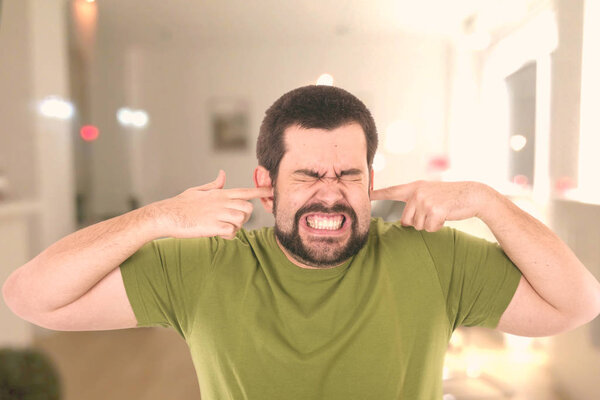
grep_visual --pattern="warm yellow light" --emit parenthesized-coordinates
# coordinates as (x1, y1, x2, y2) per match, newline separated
(85, 0, 95, 3)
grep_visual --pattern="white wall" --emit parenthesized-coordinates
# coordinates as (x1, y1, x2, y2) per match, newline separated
(0, 0, 75, 255)
(0, 0, 36, 202)
(0, 0, 76, 344)
(86, 32, 451, 227)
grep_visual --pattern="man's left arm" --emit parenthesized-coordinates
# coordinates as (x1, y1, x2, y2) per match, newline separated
(371, 181, 600, 337)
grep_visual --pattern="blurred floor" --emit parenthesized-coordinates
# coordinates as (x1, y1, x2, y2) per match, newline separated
(29, 325, 574, 400)
(32, 327, 201, 400)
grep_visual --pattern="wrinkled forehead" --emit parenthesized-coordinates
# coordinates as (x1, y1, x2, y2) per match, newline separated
(280, 123, 368, 171)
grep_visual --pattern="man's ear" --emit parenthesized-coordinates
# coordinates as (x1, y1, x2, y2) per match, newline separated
(369, 168, 374, 193)
(254, 166, 274, 213)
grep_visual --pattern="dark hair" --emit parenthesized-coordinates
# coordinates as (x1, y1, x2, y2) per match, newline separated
(257, 85, 378, 182)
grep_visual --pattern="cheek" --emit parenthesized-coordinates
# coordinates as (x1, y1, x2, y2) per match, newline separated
(274, 189, 309, 216)
(349, 191, 372, 219)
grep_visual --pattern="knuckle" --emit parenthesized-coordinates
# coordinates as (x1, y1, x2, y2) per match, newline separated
(414, 191, 425, 203)
(220, 223, 235, 234)
(430, 205, 441, 216)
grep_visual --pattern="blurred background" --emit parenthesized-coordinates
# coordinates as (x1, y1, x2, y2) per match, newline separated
(1, 0, 599, 398)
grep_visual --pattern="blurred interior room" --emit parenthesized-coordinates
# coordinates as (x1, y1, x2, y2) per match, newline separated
(1, 0, 599, 398)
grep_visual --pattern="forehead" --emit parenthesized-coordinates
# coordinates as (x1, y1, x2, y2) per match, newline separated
(280, 123, 368, 171)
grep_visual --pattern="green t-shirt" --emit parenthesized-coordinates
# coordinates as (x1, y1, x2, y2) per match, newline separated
(120, 217, 521, 399)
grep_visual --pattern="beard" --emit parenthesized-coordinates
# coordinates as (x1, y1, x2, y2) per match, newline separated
(273, 191, 370, 268)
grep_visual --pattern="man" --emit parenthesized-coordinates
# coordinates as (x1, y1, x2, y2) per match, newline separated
(3, 85, 600, 399)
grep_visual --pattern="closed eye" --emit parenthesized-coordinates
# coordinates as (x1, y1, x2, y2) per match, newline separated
(338, 168, 364, 183)
(292, 168, 365, 183)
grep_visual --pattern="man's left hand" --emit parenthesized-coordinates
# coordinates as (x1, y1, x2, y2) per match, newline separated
(371, 181, 494, 232)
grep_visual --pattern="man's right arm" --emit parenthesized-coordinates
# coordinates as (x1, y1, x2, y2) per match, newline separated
(1, 205, 159, 330)
(1, 171, 271, 331)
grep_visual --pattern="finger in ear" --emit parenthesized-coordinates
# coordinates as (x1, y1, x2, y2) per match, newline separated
(253, 166, 274, 214)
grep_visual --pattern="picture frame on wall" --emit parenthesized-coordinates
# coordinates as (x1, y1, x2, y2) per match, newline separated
(209, 98, 249, 151)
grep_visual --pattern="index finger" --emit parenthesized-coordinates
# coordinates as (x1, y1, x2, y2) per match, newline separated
(371, 183, 414, 201)
(226, 186, 273, 200)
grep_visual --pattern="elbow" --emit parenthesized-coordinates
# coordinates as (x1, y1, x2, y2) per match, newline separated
(2, 271, 20, 314)
(550, 285, 600, 334)
(564, 289, 600, 331)
(2, 269, 36, 322)
(3, 272, 24, 318)
(3, 276, 54, 329)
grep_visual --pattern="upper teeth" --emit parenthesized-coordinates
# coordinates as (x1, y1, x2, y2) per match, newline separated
(307, 215, 344, 230)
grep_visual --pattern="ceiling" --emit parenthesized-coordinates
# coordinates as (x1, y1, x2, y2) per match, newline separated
(95, 0, 548, 46)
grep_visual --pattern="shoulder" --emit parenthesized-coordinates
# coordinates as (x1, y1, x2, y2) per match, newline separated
(204, 226, 278, 260)
(368, 217, 453, 243)
(368, 217, 464, 261)
(235, 226, 275, 247)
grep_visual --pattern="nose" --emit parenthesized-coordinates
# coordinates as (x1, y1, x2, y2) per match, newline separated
(313, 177, 345, 206)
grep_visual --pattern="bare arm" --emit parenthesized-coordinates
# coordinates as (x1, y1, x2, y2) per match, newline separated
(372, 181, 600, 336)
(2, 171, 271, 330)
(479, 188, 600, 335)
(1, 205, 159, 329)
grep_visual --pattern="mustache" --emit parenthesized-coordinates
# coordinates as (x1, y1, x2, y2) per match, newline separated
(294, 202, 358, 225)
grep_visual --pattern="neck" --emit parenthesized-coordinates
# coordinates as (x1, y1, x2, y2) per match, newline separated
(274, 236, 346, 270)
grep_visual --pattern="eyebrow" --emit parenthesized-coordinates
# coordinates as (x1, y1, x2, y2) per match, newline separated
(292, 168, 363, 178)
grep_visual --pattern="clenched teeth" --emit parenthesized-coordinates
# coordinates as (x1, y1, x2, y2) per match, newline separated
(306, 215, 344, 230)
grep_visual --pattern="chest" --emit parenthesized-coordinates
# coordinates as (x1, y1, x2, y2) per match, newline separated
(188, 256, 449, 397)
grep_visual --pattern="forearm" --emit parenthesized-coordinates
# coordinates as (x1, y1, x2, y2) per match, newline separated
(2, 204, 162, 316)
(478, 185, 600, 320)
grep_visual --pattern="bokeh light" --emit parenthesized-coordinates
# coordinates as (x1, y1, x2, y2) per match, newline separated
(509, 134, 527, 151)
(316, 73, 334, 86)
(117, 107, 149, 128)
(39, 96, 75, 120)
(80, 125, 99, 141)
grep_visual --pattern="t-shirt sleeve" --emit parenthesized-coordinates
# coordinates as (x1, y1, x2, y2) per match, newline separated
(419, 227, 522, 330)
(119, 236, 218, 337)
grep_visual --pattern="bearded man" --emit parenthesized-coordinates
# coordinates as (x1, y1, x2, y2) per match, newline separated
(4, 85, 600, 399)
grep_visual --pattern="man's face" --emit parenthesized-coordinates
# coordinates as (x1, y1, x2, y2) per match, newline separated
(273, 123, 373, 268)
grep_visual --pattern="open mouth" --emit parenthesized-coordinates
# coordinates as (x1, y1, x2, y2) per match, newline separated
(305, 213, 347, 231)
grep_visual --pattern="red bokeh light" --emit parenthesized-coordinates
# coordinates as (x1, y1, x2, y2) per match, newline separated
(427, 155, 450, 172)
(80, 125, 99, 141)
(555, 176, 576, 194)
(512, 174, 529, 187)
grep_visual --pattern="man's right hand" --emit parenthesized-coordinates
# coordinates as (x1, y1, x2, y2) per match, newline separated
(152, 170, 273, 239)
